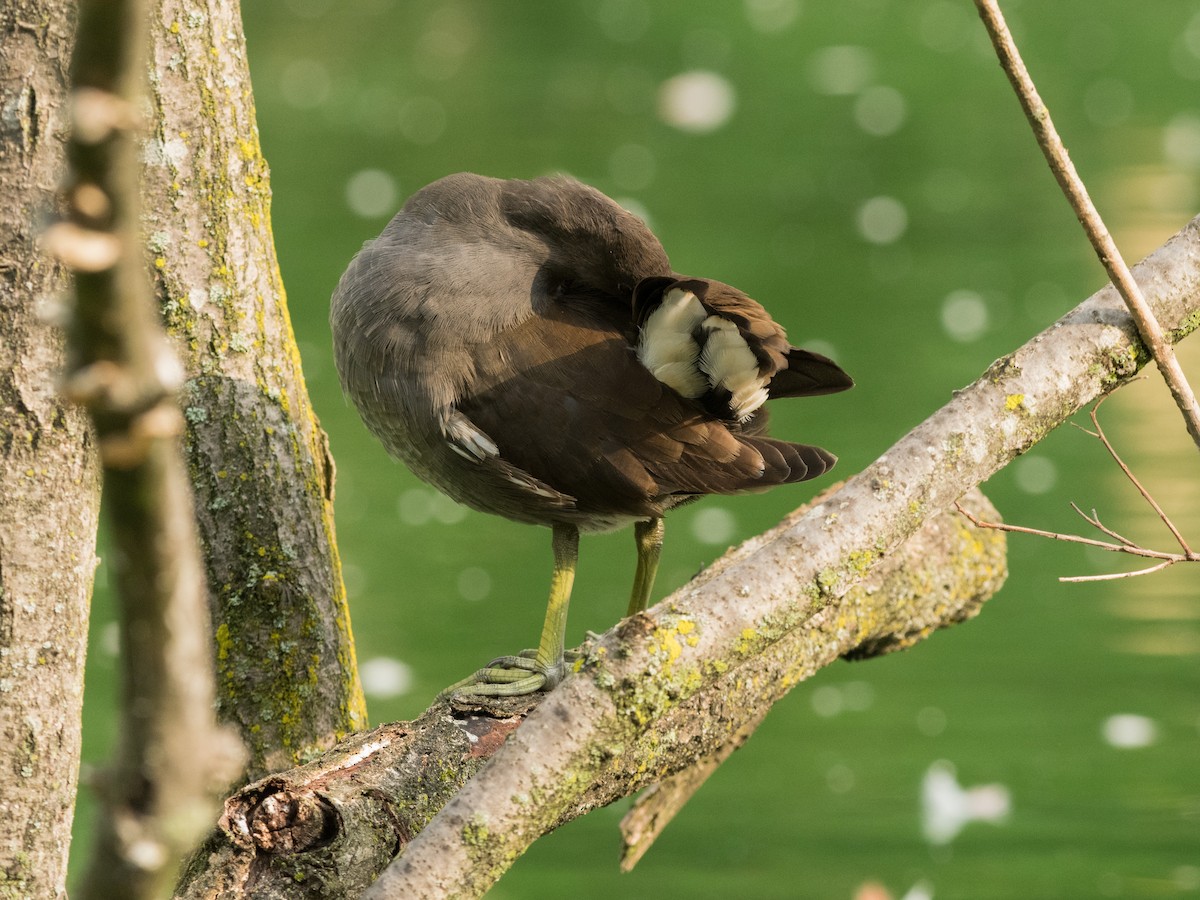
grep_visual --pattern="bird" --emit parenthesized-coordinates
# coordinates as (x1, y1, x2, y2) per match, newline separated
(330, 172, 852, 700)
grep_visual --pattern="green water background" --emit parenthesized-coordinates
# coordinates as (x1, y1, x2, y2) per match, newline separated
(78, 1, 1200, 896)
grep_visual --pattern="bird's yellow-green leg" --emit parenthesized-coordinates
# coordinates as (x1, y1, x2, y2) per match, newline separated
(444, 523, 579, 700)
(627, 516, 664, 617)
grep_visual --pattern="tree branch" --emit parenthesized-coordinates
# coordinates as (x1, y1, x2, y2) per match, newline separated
(0, 3, 100, 896)
(140, 0, 367, 776)
(176, 486, 1005, 900)
(973, 0, 1200, 452)
(45, 0, 244, 896)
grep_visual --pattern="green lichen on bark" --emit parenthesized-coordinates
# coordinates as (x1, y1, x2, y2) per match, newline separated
(141, 1, 366, 776)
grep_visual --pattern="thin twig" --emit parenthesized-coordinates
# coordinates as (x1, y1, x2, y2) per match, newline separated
(1061, 560, 1176, 583)
(957, 394, 1197, 581)
(1069, 503, 1137, 548)
(56, 1, 246, 897)
(954, 501, 1188, 582)
(1085, 400, 1194, 556)
(973, 0, 1200, 453)
(954, 503, 1183, 563)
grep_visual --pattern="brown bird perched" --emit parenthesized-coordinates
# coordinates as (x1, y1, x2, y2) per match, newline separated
(330, 173, 852, 699)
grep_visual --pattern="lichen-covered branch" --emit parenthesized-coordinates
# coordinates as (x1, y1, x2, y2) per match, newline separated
(174, 486, 1004, 900)
(172, 213, 1200, 900)
(138, 0, 366, 775)
(364, 213, 1200, 899)
(46, 0, 244, 897)
(0, 4, 100, 897)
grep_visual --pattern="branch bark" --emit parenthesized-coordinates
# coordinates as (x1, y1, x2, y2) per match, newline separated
(0, 4, 100, 898)
(177, 213, 1200, 898)
(46, 0, 245, 896)
(175, 486, 1005, 900)
(138, 0, 367, 776)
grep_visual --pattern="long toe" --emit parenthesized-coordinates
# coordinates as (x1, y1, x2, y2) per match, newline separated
(441, 654, 569, 701)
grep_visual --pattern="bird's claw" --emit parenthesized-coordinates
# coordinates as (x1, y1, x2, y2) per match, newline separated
(438, 654, 569, 701)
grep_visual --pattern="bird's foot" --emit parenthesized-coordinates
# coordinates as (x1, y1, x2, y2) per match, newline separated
(438, 651, 572, 701)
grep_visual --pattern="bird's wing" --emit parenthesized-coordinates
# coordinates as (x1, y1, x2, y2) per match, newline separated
(455, 298, 835, 521)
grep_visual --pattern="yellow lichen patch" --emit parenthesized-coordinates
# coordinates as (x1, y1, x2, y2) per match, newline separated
(653, 627, 683, 665)
(734, 627, 758, 656)
(1004, 393, 1025, 411)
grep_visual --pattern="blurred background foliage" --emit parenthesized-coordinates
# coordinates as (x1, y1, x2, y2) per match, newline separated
(78, 0, 1200, 896)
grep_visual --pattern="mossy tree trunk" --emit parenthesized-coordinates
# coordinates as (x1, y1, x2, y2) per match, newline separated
(138, 0, 366, 776)
(0, 4, 100, 898)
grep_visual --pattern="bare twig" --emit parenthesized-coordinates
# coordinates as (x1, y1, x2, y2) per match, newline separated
(1069, 503, 1137, 548)
(955, 502, 1187, 567)
(955, 398, 1199, 582)
(1083, 399, 1193, 555)
(54, 1, 245, 897)
(973, 0, 1200, 453)
(1061, 561, 1176, 583)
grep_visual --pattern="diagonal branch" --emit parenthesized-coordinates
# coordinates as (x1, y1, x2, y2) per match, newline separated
(973, 0, 1200, 452)
(178, 486, 1005, 900)
(359, 213, 1200, 897)
(175, 213, 1200, 899)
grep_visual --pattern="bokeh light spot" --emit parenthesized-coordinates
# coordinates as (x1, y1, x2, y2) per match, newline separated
(658, 71, 737, 133)
(457, 566, 492, 602)
(360, 656, 413, 699)
(809, 45, 874, 95)
(1102, 713, 1159, 749)
(280, 59, 331, 109)
(941, 290, 989, 343)
(1013, 455, 1058, 495)
(857, 195, 908, 245)
(854, 85, 906, 136)
(691, 506, 736, 545)
(345, 169, 398, 219)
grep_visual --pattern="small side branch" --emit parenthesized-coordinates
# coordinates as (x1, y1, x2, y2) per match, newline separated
(973, 0, 1200, 453)
(955, 399, 1197, 582)
(1074, 399, 1193, 556)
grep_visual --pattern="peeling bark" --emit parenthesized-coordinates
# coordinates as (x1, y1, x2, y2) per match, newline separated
(0, 4, 99, 899)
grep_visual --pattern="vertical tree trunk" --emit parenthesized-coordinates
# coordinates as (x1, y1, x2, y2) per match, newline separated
(0, 4, 100, 898)
(139, 0, 366, 776)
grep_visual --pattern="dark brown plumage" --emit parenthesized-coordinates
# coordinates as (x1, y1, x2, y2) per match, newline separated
(330, 172, 852, 698)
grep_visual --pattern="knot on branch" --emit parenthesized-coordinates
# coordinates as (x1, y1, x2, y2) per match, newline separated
(70, 86, 141, 143)
(42, 220, 121, 272)
(221, 782, 340, 856)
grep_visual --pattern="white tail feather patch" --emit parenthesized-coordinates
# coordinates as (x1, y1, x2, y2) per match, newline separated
(699, 317, 768, 421)
(637, 289, 708, 397)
